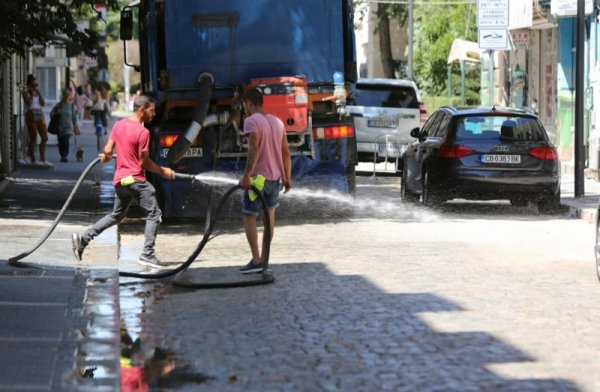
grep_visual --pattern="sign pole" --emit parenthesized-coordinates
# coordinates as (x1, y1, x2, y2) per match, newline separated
(575, 0, 585, 197)
(489, 50, 494, 105)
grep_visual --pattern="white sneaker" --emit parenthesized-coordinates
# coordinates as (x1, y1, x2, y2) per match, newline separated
(32, 160, 45, 167)
(42, 160, 54, 167)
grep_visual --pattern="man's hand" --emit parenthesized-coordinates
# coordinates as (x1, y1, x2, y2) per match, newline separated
(98, 153, 112, 163)
(282, 179, 292, 194)
(239, 173, 252, 190)
(75, 126, 81, 135)
(162, 167, 176, 180)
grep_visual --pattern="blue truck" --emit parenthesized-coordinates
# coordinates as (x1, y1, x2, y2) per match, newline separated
(120, 0, 358, 218)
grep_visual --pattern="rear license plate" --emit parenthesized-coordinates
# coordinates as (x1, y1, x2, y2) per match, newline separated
(378, 142, 401, 157)
(160, 147, 203, 159)
(368, 119, 398, 129)
(481, 154, 521, 164)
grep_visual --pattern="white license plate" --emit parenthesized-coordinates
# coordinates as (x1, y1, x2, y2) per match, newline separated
(482, 154, 521, 164)
(378, 142, 401, 157)
(160, 147, 203, 159)
(368, 119, 398, 129)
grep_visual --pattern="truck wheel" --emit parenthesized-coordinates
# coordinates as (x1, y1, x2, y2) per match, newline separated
(346, 165, 356, 195)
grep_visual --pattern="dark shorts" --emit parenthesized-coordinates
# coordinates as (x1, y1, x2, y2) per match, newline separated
(242, 180, 281, 216)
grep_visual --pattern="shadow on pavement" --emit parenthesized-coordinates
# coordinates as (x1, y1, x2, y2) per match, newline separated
(128, 262, 579, 391)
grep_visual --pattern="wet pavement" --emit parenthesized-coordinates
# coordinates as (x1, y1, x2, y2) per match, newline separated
(0, 117, 121, 391)
(2, 115, 600, 390)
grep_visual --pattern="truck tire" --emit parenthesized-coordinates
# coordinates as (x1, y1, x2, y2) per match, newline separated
(346, 165, 356, 195)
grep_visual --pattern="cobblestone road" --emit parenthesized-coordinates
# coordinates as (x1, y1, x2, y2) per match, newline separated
(119, 176, 600, 391)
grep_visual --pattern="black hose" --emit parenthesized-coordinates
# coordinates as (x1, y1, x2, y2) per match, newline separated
(120, 183, 273, 288)
(8, 157, 103, 268)
(8, 156, 274, 288)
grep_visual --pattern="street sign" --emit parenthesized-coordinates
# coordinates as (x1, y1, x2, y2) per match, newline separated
(478, 28, 509, 50)
(551, 0, 593, 17)
(35, 57, 69, 67)
(477, 0, 509, 27)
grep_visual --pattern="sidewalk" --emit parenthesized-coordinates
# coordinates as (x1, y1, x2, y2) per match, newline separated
(0, 118, 121, 390)
(560, 172, 600, 223)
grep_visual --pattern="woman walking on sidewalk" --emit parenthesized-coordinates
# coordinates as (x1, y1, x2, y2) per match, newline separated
(51, 88, 81, 162)
(22, 74, 52, 167)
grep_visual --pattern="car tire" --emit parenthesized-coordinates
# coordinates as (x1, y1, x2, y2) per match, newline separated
(400, 163, 419, 202)
(510, 198, 529, 207)
(421, 170, 443, 207)
(537, 192, 560, 214)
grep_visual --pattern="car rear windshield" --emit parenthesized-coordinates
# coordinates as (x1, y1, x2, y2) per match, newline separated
(455, 115, 546, 142)
(352, 84, 419, 109)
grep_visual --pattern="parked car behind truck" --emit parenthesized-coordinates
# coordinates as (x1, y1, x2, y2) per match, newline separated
(347, 78, 427, 166)
(120, 0, 358, 218)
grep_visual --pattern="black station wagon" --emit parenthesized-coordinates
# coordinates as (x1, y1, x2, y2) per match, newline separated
(400, 106, 561, 213)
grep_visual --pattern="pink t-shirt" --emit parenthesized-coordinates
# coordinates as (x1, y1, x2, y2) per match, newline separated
(110, 118, 150, 186)
(243, 113, 286, 181)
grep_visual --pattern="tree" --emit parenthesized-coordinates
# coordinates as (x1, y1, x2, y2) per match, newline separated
(0, 0, 119, 57)
(413, 3, 478, 99)
(374, 3, 408, 79)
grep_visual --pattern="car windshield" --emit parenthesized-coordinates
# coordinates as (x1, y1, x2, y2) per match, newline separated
(455, 115, 546, 142)
(352, 84, 419, 109)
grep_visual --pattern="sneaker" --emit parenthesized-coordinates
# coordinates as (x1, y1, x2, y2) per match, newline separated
(32, 160, 45, 167)
(42, 160, 54, 167)
(60, 157, 68, 163)
(239, 259, 264, 274)
(72, 233, 86, 261)
(137, 254, 169, 269)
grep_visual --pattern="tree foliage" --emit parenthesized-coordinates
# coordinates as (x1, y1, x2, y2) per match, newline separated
(413, 3, 478, 98)
(0, 0, 120, 57)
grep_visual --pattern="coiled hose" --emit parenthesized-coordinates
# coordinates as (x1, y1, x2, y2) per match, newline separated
(8, 157, 274, 288)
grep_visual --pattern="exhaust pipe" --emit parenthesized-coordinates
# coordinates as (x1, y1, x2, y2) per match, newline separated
(167, 72, 214, 163)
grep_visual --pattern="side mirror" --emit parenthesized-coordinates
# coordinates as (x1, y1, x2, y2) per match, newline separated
(120, 9, 133, 41)
(410, 127, 420, 138)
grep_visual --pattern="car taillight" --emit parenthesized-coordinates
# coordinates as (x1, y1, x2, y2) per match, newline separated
(529, 147, 558, 160)
(419, 101, 428, 123)
(312, 125, 354, 139)
(160, 134, 179, 148)
(438, 145, 473, 158)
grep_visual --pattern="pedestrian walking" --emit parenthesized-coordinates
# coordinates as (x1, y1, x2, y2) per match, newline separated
(22, 74, 52, 167)
(51, 88, 81, 163)
(238, 88, 292, 274)
(71, 94, 176, 268)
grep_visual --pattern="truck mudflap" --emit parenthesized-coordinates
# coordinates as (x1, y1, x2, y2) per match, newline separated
(290, 156, 351, 194)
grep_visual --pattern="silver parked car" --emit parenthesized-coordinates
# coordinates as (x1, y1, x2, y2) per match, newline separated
(347, 78, 428, 164)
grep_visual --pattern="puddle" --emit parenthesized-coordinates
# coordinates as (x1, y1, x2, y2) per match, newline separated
(119, 281, 214, 390)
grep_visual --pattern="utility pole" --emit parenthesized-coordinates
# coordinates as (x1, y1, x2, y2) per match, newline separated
(407, 0, 414, 80)
(575, 0, 585, 197)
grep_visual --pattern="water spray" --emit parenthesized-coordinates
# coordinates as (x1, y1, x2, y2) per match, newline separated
(8, 157, 274, 289)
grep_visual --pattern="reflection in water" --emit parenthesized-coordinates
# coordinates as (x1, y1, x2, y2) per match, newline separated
(120, 283, 214, 391)
(120, 321, 176, 392)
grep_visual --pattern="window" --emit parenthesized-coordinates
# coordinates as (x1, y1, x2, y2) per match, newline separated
(455, 115, 546, 141)
(36, 67, 57, 101)
(433, 114, 451, 138)
(419, 112, 440, 138)
(353, 84, 419, 109)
